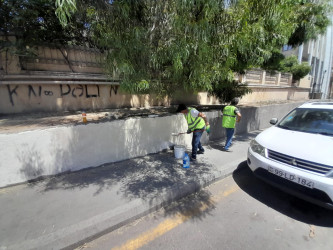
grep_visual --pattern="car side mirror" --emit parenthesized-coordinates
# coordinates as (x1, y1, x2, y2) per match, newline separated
(270, 118, 278, 125)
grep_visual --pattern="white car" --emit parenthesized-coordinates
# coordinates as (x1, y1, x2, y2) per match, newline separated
(247, 101, 333, 209)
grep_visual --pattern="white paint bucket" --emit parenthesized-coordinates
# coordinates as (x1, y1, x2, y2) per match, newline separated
(174, 145, 185, 159)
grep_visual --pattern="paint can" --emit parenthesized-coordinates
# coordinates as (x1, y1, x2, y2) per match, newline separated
(174, 145, 185, 159)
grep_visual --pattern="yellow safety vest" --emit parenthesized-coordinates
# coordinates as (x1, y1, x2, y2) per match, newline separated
(185, 107, 205, 132)
(222, 105, 237, 128)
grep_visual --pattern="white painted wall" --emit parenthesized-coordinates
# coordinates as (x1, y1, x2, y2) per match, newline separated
(0, 114, 205, 188)
(0, 102, 303, 188)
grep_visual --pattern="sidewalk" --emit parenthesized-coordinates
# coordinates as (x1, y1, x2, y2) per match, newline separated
(0, 132, 259, 250)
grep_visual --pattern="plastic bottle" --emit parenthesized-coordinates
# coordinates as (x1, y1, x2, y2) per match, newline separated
(82, 111, 87, 123)
(183, 153, 190, 168)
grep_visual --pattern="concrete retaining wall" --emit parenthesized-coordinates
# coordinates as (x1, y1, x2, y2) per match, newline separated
(0, 101, 304, 188)
(0, 82, 223, 114)
(240, 86, 310, 104)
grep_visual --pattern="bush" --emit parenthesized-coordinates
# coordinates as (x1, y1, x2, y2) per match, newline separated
(290, 63, 311, 81)
(279, 55, 311, 81)
(279, 55, 298, 72)
(209, 80, 252, 104)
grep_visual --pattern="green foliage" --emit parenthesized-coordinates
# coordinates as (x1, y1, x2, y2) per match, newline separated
(209, 80, 252, 104)
(262, 54, 311, 82)
(279, 55, 311, 81)
(55, 0, 76, 26)
(228, 0, 295, 73)
(5, 0, 327, 101)
(90, 1, 288, 98)
(287, 0, 331, 46)
(0, 0, 94, 57)
(279, 55, 299, 72)
(290, 63, 311, 81)
(262, 50, 285, 72)
(52, 0, 329, 102)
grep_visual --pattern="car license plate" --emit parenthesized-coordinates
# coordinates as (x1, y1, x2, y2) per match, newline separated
(267, 166, 314, 189)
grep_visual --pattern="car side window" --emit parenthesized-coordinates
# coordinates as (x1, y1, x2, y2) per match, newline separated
(280, 110, 299, 128)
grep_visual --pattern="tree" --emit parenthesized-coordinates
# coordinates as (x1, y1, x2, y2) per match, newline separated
(287, 0, 331, 46)
(262, 49, 286, 72)
(0, 0, 95, 58)
(40, 1, 333, 102)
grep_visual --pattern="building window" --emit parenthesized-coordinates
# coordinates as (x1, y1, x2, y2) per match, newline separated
(282, 45, 293, 51)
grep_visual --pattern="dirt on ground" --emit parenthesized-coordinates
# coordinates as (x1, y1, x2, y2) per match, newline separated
(0, 100, 304, 134)
(0, 107, 175, 134)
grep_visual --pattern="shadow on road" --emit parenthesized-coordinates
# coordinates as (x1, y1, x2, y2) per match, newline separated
(163, 189, 216, 222)
(233, 161, 333, 227)
(28, 151, 216, 221)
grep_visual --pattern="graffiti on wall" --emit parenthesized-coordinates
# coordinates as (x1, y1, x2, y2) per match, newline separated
(6, 84, 119, 106)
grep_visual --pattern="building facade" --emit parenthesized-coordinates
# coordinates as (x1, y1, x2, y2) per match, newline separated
(292, 4, 333, 100)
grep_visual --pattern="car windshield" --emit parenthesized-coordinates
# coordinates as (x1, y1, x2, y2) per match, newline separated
(278, 108, 333, 135)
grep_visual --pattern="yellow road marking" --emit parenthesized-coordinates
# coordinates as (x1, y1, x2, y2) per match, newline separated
(112, 182, 239, 250)
(0, 185, 24, 195)
(112, 217, 184, 250)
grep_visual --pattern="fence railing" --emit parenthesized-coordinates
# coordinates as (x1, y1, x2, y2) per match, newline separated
(20, 44, 105, 73)
(240, 69, 292, 86)
(1, 39, 293, 87)
(1, 41, 105, 74)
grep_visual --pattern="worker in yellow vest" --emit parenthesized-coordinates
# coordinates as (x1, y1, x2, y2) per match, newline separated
(176, 104, 210, 160)
(222, 98, 242, 151)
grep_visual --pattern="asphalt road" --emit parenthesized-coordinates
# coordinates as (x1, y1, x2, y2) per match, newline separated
(75, 162, 333, 250)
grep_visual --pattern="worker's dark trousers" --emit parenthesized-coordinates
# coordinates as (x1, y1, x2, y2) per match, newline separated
(191, 130, 204, 159)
